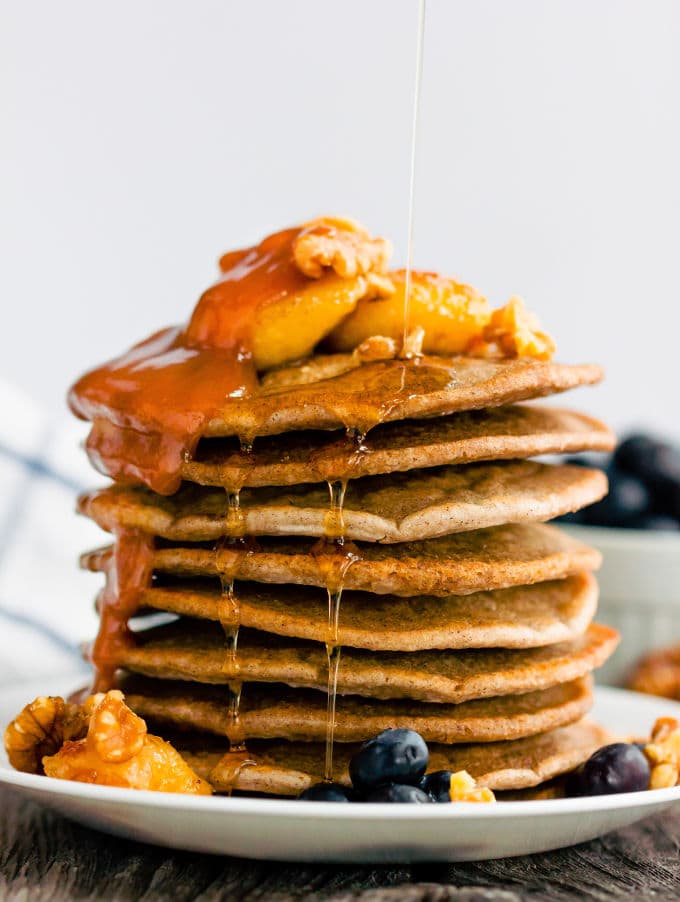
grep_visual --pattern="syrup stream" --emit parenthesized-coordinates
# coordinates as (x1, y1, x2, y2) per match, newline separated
(401, 0, 427, 357)
(213, 443, 257, 790)
(324, 479, 346, 782)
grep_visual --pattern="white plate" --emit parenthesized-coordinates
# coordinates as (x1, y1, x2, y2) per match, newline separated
(1, 680, 679, 863)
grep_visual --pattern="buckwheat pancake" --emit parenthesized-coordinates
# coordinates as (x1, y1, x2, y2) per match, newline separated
(83, 523, 601, 597)
(176, 719, 610, 795)
(196, 355, 604, 439)
(80, 461, 607, 543)
(130, 573, 598, 651)
(118, 622, 616, 703)
(121, 675, 592, 744)
(183, 405, 614, 488)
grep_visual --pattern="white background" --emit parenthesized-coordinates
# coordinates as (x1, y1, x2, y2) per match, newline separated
(2, 0, 679, 438)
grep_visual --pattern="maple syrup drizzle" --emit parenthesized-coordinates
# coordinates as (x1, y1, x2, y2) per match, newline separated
(311, 468, 362, 781)
(213, 440, 259, 789)
(401, 0, 427, 358)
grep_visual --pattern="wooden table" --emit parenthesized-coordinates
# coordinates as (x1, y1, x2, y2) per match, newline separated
(1, 787, 678, 900)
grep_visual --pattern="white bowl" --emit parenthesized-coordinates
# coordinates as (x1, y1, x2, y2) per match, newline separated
(564, 524, 680, 685)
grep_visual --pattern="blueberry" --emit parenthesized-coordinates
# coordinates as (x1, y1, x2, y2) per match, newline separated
(565, 743, 650, 797)
(298, 782, 353, 802)
(580, 464, 649, 527)
(615, 435, 680, 484)
(349, 728, 429, 793)
(419, 770, 452, 803)
(365, 783, 432, 803)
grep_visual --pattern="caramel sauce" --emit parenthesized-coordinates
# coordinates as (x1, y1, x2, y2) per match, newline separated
(71, 328, 258, 497)
(90, 529, 154, 692)
(69, 225, 321, 497)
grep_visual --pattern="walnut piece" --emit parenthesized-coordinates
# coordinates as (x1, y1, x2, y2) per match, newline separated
(644, 716, 680, 789)
(6, 690, 212, 794)
(41, 690, 212, 794)
(4, 695, 88, 774)
(294, 217, 392, 280)
(449, 770, 496, 803)
(628, 645, 680, 699)
(351, 335, 398, 364)
(467, 296, 556, 361)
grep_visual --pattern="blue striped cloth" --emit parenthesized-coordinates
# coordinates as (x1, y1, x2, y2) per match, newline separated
(0, 382, 105, 688)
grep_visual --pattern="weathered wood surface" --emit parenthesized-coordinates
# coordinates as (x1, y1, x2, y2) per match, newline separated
(1, 787, 678, 901)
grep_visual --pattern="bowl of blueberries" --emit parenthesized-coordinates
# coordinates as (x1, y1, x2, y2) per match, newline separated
(559, 433, 680, 685)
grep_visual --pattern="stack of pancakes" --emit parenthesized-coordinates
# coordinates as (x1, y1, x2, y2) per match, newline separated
(79, 353, 619, 796)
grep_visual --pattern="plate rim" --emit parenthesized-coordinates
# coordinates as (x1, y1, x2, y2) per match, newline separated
(2, 683, 680, 819)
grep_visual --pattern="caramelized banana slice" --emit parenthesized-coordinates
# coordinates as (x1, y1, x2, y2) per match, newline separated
(187, 218, 393, 371)
(326, 270, 491, 356)
(38, 690, 212, 794)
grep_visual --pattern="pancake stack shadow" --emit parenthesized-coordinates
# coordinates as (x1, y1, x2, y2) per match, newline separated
(79, 361, 619, 796)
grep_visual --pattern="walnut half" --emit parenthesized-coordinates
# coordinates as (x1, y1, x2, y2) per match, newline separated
(3, 695, 88, 775)
(645, 717, 680, 789)
(294, 217, 392, 280)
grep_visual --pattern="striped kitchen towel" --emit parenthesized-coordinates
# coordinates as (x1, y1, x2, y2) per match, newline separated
(0, 381, 104, 688)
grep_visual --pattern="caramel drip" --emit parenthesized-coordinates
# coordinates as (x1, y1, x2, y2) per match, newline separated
(68, 225, 319, 496)
(91, 529, 154, 692)
(71, 328, 259, 495)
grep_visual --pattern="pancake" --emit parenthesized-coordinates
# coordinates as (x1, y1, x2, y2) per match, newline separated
(173, 719, 609, 795)
(118, 622, 617, 703)
(121, 675, 592, 744)
(183, 405, 614, 488)
(79, 461, 607, 543)
(197, 355, 604, 439)
(83, 523, 602, 597)
(132, 573, 599, 651)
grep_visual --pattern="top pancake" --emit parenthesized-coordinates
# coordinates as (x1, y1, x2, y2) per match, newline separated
(184, 405, 614, 488)
(198, 355, 604, 439)
(80, 461, 607, 543)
